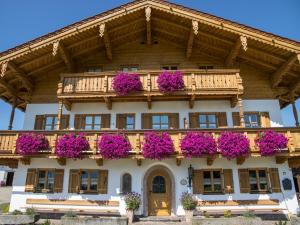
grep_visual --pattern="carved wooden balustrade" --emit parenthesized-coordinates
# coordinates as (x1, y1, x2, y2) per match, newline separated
(57, 69, 243, 109)
(0, 127, 300, 167)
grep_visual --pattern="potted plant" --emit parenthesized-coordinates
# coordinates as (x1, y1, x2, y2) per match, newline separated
(124, 192, 141, 224)
(157, 70, 184, 93)
(180, 192, 197, 222)
(97, 133, 131, 159)
(112, 72, 143, 96)
(255, 130, 288, 156)
(16, 133, 49, 156)
(142, 132, 175, 160)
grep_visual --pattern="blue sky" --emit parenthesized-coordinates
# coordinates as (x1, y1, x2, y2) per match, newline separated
(0, 0, 300, 130)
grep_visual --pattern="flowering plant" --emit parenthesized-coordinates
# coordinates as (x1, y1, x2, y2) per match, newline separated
(180, 192, 198, 210)
(157, 70, 184, 93)
(97, 133, 131, 159)
(180, 132, 217, 158)
(217, 132, 249, 160)
(124, 192, 141, 211)
(255, 130, 288, 156)
(142, 132, 175, 160)
(16, 133, 49, 155)
(55, 133, 89, 159)
(112, 72, 143, 96)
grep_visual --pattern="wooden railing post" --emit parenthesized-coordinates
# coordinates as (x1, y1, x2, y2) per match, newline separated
(104, 75, 108, 92)
(147, 73, 151, 92)
(57, 100, 63, 130)
(191, 73, 196, 91)
(287, 130, 295, 152)
(135, 133, 141, 154)
(12, 133, 19, 154)
(238, 97, 245, 127)
(93, 134, 98, 155)
(51, 134, 58, 154)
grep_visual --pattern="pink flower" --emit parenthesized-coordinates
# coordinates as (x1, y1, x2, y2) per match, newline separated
(112, 72, 142, 96)
(16, 133, 49, 156)
(157, 70, 184, 93)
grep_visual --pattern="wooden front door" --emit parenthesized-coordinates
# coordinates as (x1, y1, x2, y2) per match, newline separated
(147, 169, 171, 216)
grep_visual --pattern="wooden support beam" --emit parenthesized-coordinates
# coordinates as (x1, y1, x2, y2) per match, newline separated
(104, 97, 112, 110)
(57, 158, 66, 166)
(189, 94, 195, 109)
(7, 61, 33, 91)
(207, 156, 215, 166)
(176, 156, 183, 166)
(145, 7, 151, 45)
(8, 97, 17, 130)
(186, 20, 198, 59)
(1, 61, 8, 77)
(57, 100, 63, 130)
(236, 156, 246, 165)
(147, 95, 152, 109)
(0, 79, 18, 97)
(99, 24, 112, 60)
(230, 96, 238, 108)
(137, 158, 143, 166)
(63, 99, 72, 111)
(20, 157, 31, 165)
(96, 158, 103, 166)
(271, 53, 300, 88)
(58, 43, 75, 72)
(275, 156, 288, 164)
(225, 36, 247, 67)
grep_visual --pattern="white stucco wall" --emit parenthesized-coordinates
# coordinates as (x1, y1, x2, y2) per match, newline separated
(22, 99, 283, 130)
(10, 157, 299, 215)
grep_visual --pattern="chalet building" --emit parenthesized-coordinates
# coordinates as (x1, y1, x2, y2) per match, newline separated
(1, 0, 300, 217)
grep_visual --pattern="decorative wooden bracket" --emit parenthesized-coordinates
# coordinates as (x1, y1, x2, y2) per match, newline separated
(96, 158, 104, 166)
(186, 20, 198, 59)
(276, 156, 288, 164)
(207, 156, 215, 166)
(1, 61, 8, 77)
(230, 96, 238, 108)
(136, 157, 143, 166)
(226, 35, 247, 67)
(189, 94, 196, 109)
(104, 97, 112, 110)
(236, 156, 246, 165)
(57, 158, 66, 166)
(176, 156, 183, 166)
(20, 157, 31, 165)
(99, 23, 112, 60)
(147, 95, 152, 109)
(64, 99, 72, 111)
(145, 7, 151, 45)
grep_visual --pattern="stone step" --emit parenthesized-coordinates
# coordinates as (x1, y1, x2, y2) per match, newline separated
(134, 223, 188, 225)
(138, 216, 183, 222)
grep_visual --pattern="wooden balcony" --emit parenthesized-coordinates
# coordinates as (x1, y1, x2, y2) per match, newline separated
(57, 69, 243, 110)
(1, 127, 300, 168)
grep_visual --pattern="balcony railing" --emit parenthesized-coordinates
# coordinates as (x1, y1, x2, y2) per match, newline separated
(0, 128, 299, 159)
(57, 69, 243, 107)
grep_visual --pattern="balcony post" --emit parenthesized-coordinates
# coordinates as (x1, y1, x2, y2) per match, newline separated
(292, 100, 299, 127)
(238, 97, 245, 127)
(57, 100, 63, 130)
(8, 97, 17, 130)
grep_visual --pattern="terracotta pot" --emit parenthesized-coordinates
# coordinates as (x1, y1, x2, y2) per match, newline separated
(185, 209, 194, 223)
(126, 210, 134, 224)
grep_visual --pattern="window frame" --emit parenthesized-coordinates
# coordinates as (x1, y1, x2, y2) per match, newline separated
(198, 113, 218, 129)
(86, 66, 103, 73)
(36, 169, 55, 193)
(120, 65, 139, 72)
(161, 65, 178, 70)
(79, 170, 99, 194)
(84, 115, 102, 130)
(248, 168, 269, 193)
(244, 112, 260, 128)
(202, 169, 223, 194)
(44, 115, 58, 130)
(151, 114, 169, 130)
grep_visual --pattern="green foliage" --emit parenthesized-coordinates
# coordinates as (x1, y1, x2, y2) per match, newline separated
(64, 211, 77, 218)
(275, 221, 287, 225)
(203, 211, 210, 218)
(25, 207, 36, 215)
(11, 210, 23, 215)
(242, 210, 256, 218)
(124, 192, 141, 211)
(42, 219, 51, 225)
(223, 210, 232, 218)
(180, 192, 198, 210)
(0, 203, 9, 214)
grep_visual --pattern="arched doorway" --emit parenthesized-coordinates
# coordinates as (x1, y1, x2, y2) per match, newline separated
(145, 166, 173, 216)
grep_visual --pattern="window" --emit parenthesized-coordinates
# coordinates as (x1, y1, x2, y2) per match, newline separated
(125, 115, 135, 130)
(86, 67, 102, 73)
(203, 170, 222, 193)
(249, 169, 268, 192)
(36, 170, 55, 193)
(152, 176, 166, 193)
(80, 170, 99, 193)
(85, 115, 101, 130)
(116, 114, 135, 130)
(122, 173, 132, 194)
(199, 65, 214, 70)
(45, 115, 58, 130)
(199, 114, 217, 128)
(121, 65, 139, 72)
(161, 65, 178, 70)
(244, 113, 260, 128)
(152, 115, 169, 129)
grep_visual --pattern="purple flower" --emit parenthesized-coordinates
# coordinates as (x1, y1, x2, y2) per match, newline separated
(157, 70, 184, 93)
(16, 133, 49, 156)
(142, 132, 175, 160)
(218, 132, 249, 160)
(255, 130, 288, 156)
(112, 72, 143, 96)
(124, 192, 141, 210)
(180, 132, 217, 158)
(98, 133, 131, 159)
(55, 133, 89, 159)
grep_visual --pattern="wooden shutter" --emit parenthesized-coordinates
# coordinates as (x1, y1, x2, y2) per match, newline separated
(25, 169, 37, 192)
(74, 115, 85, 129)
(223, 169, 234, 193)
(193, 170, 203, 194)
(217, 112, 228, 128)
(169, 113, 179, 129)
(60, 115, 70, 130)
(68, 170, 80, 193)
(189, 113, 199, 128)
(98, 170, 108, 194)
(101, 114, 111, 129)
(53, 169, 64, 193)
(260, 112, 271, 128)
(34, 115, 45, 130)
(238, 169, 250, 193)
(116, 114, 126, 129)
(232, 112, 240, 128)
(142, 113, 152, 129)
(268, 168, 281, 193)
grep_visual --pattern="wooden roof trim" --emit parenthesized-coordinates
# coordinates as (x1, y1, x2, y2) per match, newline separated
(0, 0, 299, 64)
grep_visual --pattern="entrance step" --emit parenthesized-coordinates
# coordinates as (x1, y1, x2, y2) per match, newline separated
(138, 216, 183, 222)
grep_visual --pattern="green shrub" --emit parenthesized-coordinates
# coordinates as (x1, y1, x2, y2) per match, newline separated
(25, 207, 36, 215)
(224, 210, 232, 218)
(180, 192, 198, 210)
(275, 221, 287, 225)
(0, 203, 9, 214)
(203, 211, 210, 218)
(64, 211, 77, 218)
(11, 210, 23, 215)
(42, 219, 51, 225)
(242, 210, 256, 218)
(124, 192, 141, 211)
